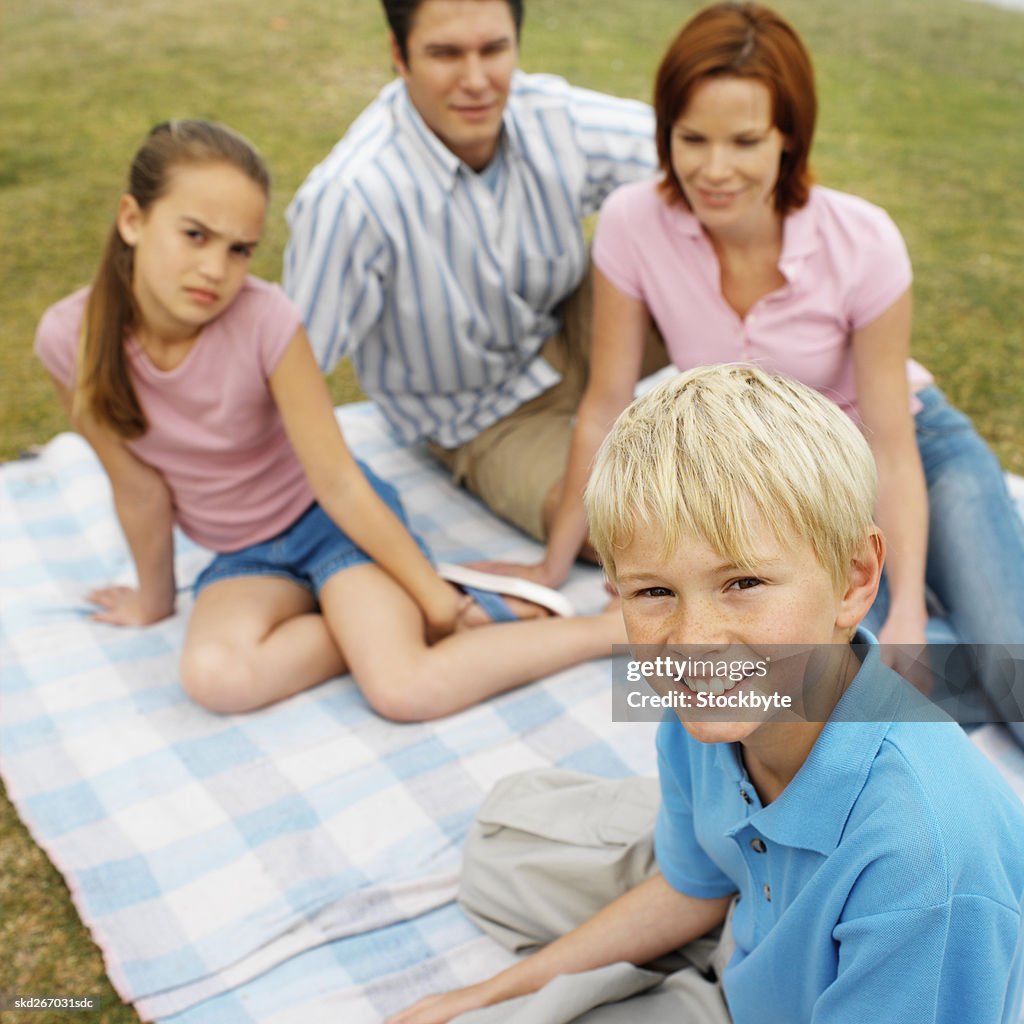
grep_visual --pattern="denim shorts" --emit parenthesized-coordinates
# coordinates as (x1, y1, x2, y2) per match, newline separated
(193, 463, 431, 598)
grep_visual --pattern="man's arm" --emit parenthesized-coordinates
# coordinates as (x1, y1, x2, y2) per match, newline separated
(567, 82, 657, 217)
(388, 872, 733, 1024)
(283, 182, 393, 373)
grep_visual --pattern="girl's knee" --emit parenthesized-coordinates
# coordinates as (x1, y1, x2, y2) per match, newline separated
(358, 664, 450, 723)
(179, 642, 260, 714)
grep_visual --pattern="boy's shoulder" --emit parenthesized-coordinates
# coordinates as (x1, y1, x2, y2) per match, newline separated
(833, 672, 1024, 912)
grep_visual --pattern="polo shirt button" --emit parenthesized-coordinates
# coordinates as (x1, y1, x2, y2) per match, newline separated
(740, 789, 752, 804)
(751, 838, 767, 853)
(763, 884, 772, 901)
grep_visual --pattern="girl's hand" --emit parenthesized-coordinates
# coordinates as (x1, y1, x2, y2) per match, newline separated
(386, 979, 501, 1024)
(87, 585, 174, 627)
(421, 581, 466, 644)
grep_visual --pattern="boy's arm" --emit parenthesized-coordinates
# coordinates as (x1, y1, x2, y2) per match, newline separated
(51, 374, 177, 625)
(388, 872, 734, 1024)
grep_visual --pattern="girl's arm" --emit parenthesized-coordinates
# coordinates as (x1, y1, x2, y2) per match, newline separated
(48, 374, 177, 625)
(269, 328, 460, 639)
(480, 267, 653, 588)
(387, 872, 733, 1024)
(852, 289, 929, 646)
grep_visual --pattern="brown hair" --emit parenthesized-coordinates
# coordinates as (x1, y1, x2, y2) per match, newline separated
(382, 0, 524, 63)
(76, 120, 270, 437)
(654, 2, 816, 215)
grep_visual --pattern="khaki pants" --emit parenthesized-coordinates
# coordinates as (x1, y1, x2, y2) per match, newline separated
(430, 269, 669, 541)
(454, 769, 735, 1024)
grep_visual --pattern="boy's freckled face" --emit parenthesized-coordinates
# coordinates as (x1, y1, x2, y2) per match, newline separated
(614, 517, 851, 745)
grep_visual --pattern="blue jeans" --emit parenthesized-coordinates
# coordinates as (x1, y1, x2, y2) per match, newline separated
(194, 462, 431, 598)
(861, 385, 1024, 744)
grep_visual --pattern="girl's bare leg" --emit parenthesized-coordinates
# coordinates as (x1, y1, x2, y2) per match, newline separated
(180, 575, 346, 713)
(320, 564, 625, 722)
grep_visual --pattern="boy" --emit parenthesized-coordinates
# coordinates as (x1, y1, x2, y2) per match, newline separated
(390, 365, 1024, 1023)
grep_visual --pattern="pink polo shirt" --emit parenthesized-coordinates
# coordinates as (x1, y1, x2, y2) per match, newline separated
(35, 277, 315, 552)
(592, 181, 932, 425)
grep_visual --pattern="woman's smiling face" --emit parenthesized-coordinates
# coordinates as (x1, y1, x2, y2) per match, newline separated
(670, 75, 786, 238)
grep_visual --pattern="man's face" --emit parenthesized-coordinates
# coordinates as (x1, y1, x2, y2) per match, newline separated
(392, 0, 518, 170)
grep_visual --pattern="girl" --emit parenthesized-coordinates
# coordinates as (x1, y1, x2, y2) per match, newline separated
(481, 2, 1024, 743)
(35, 120, 622, 720)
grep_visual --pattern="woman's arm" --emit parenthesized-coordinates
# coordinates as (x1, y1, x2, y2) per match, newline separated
(49, 374, 177, 625)
(852, 289, 929, 645)
(480, 267, 653, 588)
(269, 328, 460, 639)
(387, 872, 733, 1024)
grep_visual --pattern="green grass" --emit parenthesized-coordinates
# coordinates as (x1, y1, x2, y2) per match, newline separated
(1, 0, 1022, 1015)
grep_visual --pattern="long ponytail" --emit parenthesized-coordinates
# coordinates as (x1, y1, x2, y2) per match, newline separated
(75, 120, 270, 438)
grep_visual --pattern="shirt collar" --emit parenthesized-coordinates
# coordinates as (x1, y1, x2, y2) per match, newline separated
(777, 194, 819, 279)
(392, 74, 521, 192)
(664, 187, 821, 282)
(733, 630, 913, 856)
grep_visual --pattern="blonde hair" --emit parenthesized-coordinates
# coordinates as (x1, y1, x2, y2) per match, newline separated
(75, 120, 270, 438)
(584, 364, 877, 591)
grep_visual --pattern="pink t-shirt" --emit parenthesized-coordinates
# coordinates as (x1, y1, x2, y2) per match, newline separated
(35, 277, 315, 552)
(592, 181, 932, 425)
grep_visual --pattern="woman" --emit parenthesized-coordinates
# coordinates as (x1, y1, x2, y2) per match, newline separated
(486, 1, 1024, 739)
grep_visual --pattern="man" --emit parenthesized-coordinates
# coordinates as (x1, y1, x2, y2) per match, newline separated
(284, 0, 659, 542)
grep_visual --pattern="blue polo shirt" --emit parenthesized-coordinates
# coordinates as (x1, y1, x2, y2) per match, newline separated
(655, 637, 1024, 1023)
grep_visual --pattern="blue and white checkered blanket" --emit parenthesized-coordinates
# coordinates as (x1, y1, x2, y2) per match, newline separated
(2, 403, 1023, 1023)
(0, 403, 658, 1022)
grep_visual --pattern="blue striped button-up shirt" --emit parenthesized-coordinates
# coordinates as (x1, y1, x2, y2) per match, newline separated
(284, 71, 656, 447)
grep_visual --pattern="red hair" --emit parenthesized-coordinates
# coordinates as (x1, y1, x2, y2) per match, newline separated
(654, 2, 816, 215)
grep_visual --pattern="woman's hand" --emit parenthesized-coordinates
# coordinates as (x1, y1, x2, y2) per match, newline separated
(877, 609, 932, 695)
(87, 585, 175, 627)
(386, 978, 501, 1024)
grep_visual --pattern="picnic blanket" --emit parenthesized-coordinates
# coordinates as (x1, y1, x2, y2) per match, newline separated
(0, 403, 658, 1023)
(2, 403, 1023, 1023)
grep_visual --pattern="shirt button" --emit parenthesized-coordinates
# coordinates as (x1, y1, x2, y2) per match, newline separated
(740, 789, 752, 804)
(751, 838, 767, 854)
(763, 884, 772, 902)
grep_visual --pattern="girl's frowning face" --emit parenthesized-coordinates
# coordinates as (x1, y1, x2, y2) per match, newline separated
(117, 161, 266, 344)
(670, 75, 786, 240)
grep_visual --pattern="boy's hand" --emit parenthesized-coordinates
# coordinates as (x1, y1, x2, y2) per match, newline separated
(87, 585, 174, 627)
(385, 978, 499, 1024)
